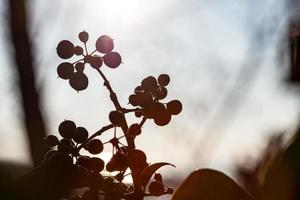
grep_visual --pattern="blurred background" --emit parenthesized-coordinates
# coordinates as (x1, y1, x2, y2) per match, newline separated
(1, 0, 300, 196)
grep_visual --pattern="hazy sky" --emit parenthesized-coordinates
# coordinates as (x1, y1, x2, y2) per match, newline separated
(0, 0, 299, 181)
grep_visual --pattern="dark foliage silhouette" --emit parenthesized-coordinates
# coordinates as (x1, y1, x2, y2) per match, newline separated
(234, 127, 300, 200)
(172, 169, 253, 200)
(15, 31, 182, 200)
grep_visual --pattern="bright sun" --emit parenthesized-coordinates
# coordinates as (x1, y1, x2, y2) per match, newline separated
(99, 0, 142, 23)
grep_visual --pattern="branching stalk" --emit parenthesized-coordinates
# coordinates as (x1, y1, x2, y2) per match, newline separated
(95, 68, 144, 199)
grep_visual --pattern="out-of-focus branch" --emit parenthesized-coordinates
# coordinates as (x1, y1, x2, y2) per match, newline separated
(8, 0, 48, 166)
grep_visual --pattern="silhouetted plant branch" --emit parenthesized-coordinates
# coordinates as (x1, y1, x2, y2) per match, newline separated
(95, 68, 122, 111)
(95, 66, 142, 195)
(15, 31, 182, 200)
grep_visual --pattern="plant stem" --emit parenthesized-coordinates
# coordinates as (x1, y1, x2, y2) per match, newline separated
(84, 42, 88, 55)
(140, 117, 147, 127)
(95, 68, 122, 111)
(95, 68, 144, 199)
(122, 107, 143, 113)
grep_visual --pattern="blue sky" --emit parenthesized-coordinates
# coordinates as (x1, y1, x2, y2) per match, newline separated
(0, 0, 299, 181)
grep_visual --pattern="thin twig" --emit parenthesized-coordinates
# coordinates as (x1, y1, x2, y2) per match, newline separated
(84, 42, 88, 55)
(72, 58, 84, 65)
(122, 107, 143, 113)
(95, 68, 122, 111)
(139, 117, 147, 127)
(90, 49, 97, 55)
(102, 135, 125, 145)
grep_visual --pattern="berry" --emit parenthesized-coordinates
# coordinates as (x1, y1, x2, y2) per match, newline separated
(136, 92, 153, 108)
(69, 72, 89, 91)
(86, 139, 103, 154)
(154, 112, 171, 126)
(128, 123, 141, 136)
(96, 35, 114, 53)
(109, 137, 119, 147)
(58, 120, 76, 139)
(109, 111, 123, 126)
(74, 46, 84, 55)
(76, 156, 90, 168)
(144, 102, 165, 119)
(128, 94, 139, 106)
(75, 62, 85, 72)
(158, 74, 170, 86)
(60, 138, 75, 147)
(141, 76, 157, 91)
(57, 62, 74, 80)
(103, 52, 122, 68)
(114, 153, 129, 171)
(79, 31, 89, 43)
(56, 40, 74, 59)
(128, 149, 147, 170)
(134, 86, 143, 93)
(148, 181, 164, 196)
(167, 100, 182, 115)
(106, 153, 128, 172)
(45, 135, 59, 147)
(73, 127, 89, 143)
(88, 157, 105, 173)
(154, 173, 163, 182)
(135, 111, 142, 118)
(57, 140, 73, 154)
(156, 86, 168, 100)
(105, 160, 115, 172)
(114, 172, 124, 182)
(87, 172, 104, 190)
(88, 56, 103, 68)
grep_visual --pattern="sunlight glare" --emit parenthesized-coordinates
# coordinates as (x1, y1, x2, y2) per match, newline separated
(99, 0, 143, 24)
(99, 151, 133, 183)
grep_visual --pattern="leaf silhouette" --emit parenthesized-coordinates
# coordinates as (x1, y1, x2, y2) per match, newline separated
(141, 162, 175, 187)
(172, 169, 254, 200)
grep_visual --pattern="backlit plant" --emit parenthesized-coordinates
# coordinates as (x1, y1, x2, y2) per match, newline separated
(42, 31, 182, 200)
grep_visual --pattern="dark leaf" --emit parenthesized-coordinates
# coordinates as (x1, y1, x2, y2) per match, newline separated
(172, 169, 253, 200)
(141, 162, 175, 187)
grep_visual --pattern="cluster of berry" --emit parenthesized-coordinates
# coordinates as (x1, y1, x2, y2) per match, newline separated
(35, 31, 183, 200)
(45, 120, 104, 170)
(43, 121, 128, 200)
(43, 118, 173, 200)
(56, 31, 122, 91)
(129, 74, 182, 126)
